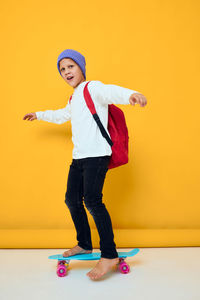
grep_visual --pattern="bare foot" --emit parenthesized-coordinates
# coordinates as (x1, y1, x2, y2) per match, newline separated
(86, 257, 119, 280)
(63, 245, 92, 257)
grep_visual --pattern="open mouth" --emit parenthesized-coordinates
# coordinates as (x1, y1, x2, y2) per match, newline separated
(67, 76, 74, 81)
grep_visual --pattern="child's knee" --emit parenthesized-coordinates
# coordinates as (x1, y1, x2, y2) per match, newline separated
(65, 192, 83, 209)
(84, 195, 105, 215)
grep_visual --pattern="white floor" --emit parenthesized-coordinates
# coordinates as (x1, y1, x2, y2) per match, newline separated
(0, 247, 199, 300)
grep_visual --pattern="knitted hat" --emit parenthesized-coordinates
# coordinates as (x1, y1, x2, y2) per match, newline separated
(57, 49, 86, 79)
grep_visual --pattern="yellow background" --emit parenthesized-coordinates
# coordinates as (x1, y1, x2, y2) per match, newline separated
(0, 0, 200, 248)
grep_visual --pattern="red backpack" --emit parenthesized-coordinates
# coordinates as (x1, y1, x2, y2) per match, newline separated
(83, 81, 129, 169)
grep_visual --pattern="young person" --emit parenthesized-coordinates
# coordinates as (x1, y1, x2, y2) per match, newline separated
(23, 49, 147, 280)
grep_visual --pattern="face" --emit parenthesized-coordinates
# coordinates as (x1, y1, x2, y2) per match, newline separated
(59, 58, 85, 88)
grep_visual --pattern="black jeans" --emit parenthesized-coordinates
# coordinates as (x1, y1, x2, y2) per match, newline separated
(64, 155, 118, 259)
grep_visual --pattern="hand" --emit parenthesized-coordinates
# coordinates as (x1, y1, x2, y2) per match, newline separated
(23, 112, 37, 121)
(129, 93, 147, 107)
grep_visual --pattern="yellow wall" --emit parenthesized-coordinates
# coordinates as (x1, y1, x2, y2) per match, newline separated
(0, 0, 200, 248)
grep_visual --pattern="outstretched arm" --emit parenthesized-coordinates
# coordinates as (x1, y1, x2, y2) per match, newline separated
(88, 81, 147, 107)
(23, 102, 71, 124)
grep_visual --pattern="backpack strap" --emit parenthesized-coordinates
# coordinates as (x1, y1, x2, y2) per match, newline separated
(83, 81, 113, 147)
(69, 95, 73, 104)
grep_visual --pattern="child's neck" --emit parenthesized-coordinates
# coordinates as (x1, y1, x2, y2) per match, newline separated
(74, 79, 87, 90)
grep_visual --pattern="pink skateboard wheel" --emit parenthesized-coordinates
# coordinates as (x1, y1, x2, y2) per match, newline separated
(119, 262, 130, 274)
(57, 260, 66, 266)
(57, 264, 67, 277)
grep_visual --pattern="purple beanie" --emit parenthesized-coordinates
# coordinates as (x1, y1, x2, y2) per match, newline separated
(57, 49, 86, 79)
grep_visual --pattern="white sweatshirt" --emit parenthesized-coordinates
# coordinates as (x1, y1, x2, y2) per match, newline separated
(36, 80, 140, 159)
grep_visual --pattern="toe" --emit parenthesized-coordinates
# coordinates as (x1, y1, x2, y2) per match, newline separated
(89, 271, 95, 280)
(92, 270, 99, 280)
(96, 272, 103, 279)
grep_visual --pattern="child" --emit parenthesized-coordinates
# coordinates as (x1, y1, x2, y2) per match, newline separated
(23, 49, 147, 280)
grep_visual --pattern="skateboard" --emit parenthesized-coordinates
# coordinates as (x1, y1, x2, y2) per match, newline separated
(48, 248, 140, 277)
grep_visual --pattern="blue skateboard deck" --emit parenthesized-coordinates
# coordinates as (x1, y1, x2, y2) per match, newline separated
(48, 248, 140, 261)
(49, 248, 140, 277)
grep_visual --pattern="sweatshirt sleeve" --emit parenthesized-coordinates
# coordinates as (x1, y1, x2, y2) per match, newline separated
(87, 80, 140, 105)
(35, 102, 71, 124)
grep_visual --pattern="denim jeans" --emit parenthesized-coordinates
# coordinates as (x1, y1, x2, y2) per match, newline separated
(64, 155, 118, 259)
